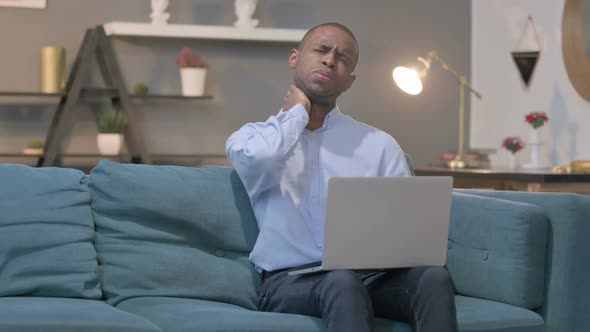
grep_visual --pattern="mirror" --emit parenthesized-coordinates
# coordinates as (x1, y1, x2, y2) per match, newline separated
(562, 0, 590, 102)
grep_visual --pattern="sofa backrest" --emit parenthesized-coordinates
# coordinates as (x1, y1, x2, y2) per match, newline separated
(446, 192, 549, 309)
(456, 189, 590, 332)
(0, 165, 101, 299)
(89, 160, 260, 309)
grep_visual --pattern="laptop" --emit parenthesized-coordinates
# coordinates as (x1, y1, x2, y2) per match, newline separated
(288, 176, 453, 276)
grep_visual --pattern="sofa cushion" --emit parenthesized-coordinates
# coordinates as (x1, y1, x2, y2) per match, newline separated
(456, 296, 544, 332)
(89, 161, 259, 309)
(447, 193, 548, 309)
(0, 165, 100, 299)
(116, 297, 411, 332)
(0, 297, 161, 332)
(117, 296, 543, 332)
(455, 190, 590, 332)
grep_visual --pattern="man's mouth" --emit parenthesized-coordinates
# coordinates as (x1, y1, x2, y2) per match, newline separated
(314, 71, 333, 81)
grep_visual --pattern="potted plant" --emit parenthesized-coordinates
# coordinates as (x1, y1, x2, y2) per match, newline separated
(97, 109, 127, 155)
(24, 139, 44, 155)
(525, 111, 549, 130)
(524, 111, 549, 169)
(175, 47, 208, 96)
(501, 136, 524, 169)
(133, 83, 149, 96)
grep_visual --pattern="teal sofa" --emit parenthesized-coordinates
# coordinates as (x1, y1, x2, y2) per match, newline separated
(0, 160, 588, 332)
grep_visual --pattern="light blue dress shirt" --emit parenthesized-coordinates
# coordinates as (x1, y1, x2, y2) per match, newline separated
(226, 104, 411, 272)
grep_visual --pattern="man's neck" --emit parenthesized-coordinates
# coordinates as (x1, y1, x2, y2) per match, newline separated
(306, 103, 335, 131)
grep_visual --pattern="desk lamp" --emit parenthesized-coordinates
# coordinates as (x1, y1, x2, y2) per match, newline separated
(393, 51, 483, 168)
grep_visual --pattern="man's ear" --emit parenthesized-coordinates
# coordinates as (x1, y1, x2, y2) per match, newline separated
(288, 49, 298, 69)
(345, 72, 357, 90)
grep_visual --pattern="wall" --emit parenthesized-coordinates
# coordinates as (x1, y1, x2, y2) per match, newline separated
(0, 0, 471, 167)
(470, 0, 590, 167)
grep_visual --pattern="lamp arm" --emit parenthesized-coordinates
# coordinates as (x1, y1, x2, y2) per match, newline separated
(428, 51, 482, 99)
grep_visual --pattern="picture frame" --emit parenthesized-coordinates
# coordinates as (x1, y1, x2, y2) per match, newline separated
(0, 0, 46, 8)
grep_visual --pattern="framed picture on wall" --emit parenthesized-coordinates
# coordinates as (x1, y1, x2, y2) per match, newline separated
(0, 0, 46, 8)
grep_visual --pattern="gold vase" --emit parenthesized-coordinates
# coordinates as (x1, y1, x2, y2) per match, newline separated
(40, 46, 66, 93)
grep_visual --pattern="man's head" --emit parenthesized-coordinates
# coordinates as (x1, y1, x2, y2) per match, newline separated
(289, 23, 359, 106)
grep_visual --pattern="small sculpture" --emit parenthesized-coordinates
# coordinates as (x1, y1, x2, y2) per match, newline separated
(234, 0, 259, 29)
(150, 0, 170, 25)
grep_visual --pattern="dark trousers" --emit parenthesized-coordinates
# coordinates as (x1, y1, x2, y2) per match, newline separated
(258, 266, 458, 332)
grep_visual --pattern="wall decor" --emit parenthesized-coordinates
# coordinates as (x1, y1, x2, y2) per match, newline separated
(150, 0, 170, 25)
(511, 16, 542, 88)
(0, 0, 46, 8)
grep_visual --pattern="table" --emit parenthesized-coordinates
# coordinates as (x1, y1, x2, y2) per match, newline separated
(414, 166, 590, 195)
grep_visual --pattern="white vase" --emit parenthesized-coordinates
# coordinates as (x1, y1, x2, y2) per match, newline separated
(97, 133, 123, 155)
(180, 68, 207, 96)
(507, 153, 518, 169)
(523, 128, 548, 169)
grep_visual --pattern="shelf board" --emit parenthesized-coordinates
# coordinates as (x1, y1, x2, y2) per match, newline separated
(0, 92, 63, 97)
(0, 153, 41, 158)
(103, 22, 305, 42)
(81, 88, 214, 100)
(0, 89, 213, 104)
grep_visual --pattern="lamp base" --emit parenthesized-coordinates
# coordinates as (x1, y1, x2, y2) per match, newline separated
(448, 157, 467, 169)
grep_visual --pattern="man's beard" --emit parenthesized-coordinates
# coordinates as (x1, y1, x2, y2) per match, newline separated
(294, 76, 338, 106)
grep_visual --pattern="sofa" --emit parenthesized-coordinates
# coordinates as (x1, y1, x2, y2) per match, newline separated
(0, 159, 588, 332)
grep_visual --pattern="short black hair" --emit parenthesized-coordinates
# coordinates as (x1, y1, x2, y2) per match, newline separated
(298, 22, 358, 51)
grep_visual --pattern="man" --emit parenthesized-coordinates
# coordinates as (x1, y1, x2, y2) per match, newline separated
(226, 22, 458, 332)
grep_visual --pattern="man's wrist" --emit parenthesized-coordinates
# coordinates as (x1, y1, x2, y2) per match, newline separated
(288, 104, 310, 121)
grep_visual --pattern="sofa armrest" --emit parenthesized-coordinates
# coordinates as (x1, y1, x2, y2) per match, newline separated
(456, 189, 590, 332)
(447, 192, 549, 309)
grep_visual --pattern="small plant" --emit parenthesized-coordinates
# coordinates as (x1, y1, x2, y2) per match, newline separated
(175, 47, 208, 68)
(133, 83, 149, 95)
(27, 139, 44, 150)
(501, 136, 524, 154)
(525, 111, 549, 129)
(99, 110, 128, 134)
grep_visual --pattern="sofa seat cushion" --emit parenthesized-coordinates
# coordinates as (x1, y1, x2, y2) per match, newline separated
(0, 297, 161, 332)
(117, 296, 543, 332)
(447, 193, 549, 309)
(89, 161, 259, 309)
(456, 296, 544, 332)
(116, 296, 411, 332)
(0, 165, 100, 299)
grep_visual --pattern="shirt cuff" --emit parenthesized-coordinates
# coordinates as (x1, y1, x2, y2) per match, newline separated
(284, 104, 310, 123)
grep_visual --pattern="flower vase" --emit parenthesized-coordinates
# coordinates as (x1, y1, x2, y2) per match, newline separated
(507, 153, 518, 169)
(97, 133, 123, 155)
(180, 68, 207, 96)
(523, 128, 547, 169)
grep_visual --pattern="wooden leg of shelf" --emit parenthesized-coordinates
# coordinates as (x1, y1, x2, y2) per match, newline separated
(41, 28, 100, 167)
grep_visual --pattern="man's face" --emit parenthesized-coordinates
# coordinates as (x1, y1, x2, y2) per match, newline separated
(289, 26, 358, 105)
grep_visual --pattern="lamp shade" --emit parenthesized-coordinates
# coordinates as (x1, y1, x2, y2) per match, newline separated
(393, 66, 423, 95)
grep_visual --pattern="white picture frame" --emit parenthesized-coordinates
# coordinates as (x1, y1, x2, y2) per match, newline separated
(0, 0, 46, 8)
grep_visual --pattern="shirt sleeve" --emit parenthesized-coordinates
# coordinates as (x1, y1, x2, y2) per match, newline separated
(381, 138, 413, 177)
(226, 104, 309, 201)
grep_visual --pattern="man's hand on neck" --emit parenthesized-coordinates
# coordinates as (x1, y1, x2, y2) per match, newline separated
(283, 85, 311, 114)
(283, 85, 335, 131)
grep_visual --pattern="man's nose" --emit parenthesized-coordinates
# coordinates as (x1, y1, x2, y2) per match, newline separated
(322, 52, 335, 68)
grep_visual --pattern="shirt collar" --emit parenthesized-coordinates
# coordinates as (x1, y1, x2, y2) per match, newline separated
(324, 105, 342, 129)
(307, 105, 341, 133)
